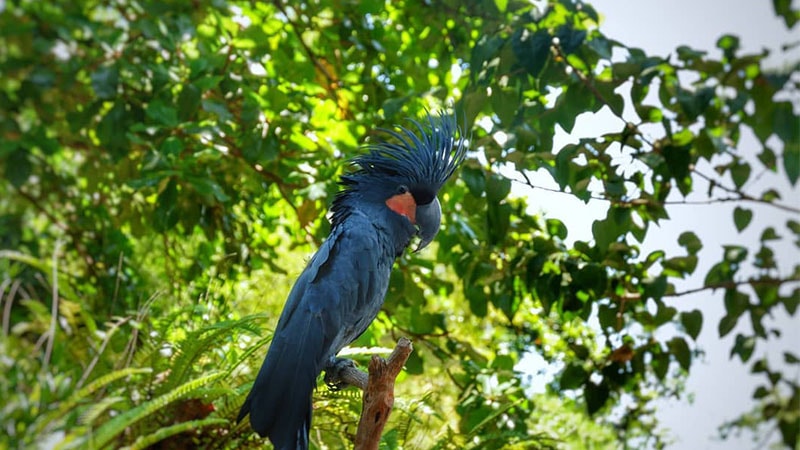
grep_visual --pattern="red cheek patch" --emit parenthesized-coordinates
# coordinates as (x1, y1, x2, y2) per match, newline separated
(385, 192, 417, 224)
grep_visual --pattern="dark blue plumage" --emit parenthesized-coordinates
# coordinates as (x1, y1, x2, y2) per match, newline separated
(237, 113, 467, 449)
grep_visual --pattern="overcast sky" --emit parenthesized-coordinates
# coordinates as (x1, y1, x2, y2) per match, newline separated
(518, 1, 799, 449)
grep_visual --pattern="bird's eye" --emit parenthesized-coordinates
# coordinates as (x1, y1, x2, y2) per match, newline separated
(397, 185, 408, 194)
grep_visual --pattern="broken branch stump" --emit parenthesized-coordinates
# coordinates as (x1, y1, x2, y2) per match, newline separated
(350, 337, 413, 450)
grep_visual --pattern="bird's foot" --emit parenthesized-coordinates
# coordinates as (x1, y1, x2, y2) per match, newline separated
(324, 357, 358, 391)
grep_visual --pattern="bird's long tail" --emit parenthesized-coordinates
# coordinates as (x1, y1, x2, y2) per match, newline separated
(237, 316, 325, 450)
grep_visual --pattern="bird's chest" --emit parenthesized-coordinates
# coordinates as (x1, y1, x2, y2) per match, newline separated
(328, 229, 397, 355)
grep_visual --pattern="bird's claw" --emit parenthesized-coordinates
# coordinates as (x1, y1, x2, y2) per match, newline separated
(323, 357, 356, 391)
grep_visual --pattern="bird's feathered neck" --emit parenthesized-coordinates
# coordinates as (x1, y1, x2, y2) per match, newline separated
(330, 113, 467, 227)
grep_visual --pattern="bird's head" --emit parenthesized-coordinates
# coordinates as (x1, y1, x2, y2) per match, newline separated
(333, 112, 468, 251)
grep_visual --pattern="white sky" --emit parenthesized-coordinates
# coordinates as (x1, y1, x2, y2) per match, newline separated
(517, 1, 799, 449)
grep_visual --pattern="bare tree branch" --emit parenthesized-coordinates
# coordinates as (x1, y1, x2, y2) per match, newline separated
(324, 338, 413, 450)
(354, 338, 413, 450)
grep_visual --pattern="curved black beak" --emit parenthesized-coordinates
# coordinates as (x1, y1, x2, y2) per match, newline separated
(414, 197, 441, 252)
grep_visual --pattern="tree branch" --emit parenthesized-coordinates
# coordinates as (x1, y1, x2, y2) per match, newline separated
(354, 337, 413, 450)
(325, 338, 413, 450)
(552, 42, 800, 216)
(270, 0, 347, 116)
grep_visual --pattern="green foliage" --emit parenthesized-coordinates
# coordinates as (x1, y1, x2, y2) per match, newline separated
(1, 0, 798, 448)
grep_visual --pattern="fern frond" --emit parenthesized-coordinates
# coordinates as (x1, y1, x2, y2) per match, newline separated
(87, 371, 225, 449)
(163, 315, 265, 392)
(35, 367, 152, 435)
(122, 417, 228, 450)
(228, 333, 272, 378)
(79, 396, 126, 426)
(464, 397, 526, 439)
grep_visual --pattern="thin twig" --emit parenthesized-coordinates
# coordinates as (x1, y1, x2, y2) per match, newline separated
(666, 276, 800, 298)
(111, 251, 124, 314)
(512, 172, 800, 214)
(77, 317, 131, 389)
(270, 0, 344, 110)
(552, 42, 800, 216)
(552, 42, 654, 148)
(693, 169, 800, 214)
(43, 240, 62, 373)
(1, 279, 19, 336)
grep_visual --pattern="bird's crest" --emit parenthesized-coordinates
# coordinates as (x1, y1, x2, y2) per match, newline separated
(342, 112, 468, 191)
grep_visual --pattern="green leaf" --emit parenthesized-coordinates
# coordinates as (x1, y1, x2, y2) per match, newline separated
(787, 289, 800, 315)
(486, 202, 511, 245)
(761, 188, 781, 202)
(663, 144, 691, 186)
(491, 87, 518, 125)
(773, 102, 799, 143)
(560, 364, 588, 390)
(466, 285, 487, 317)
(784, 352, 800, 364)
(592, 208, 631, 250)
(91, 66, 119, 100)
(716, 34, 740, 59)
(404, 348, 424, 375)
(730, 161, 751, 189)
(556, 24, 587, 55)
(177, 84, 202, 121)
(642, 276, 668, 301)
(718, 313, 739, 337)
(486, 174, 511, 203)
(680, 310, 703, 340)
(752, 385, 770, 399)
(783, 140, 799, 186)
(461, 166, 486, 197)
(127, 418, 228, 450)
(724, 245, 748, 264)
(668, 337, 691, 370)
(652, 351, 670, 380)
(787, 220, 800, 235)
(89, 372, 225, 449)
(511, 28, 551, 77)
(733, 207, 753, 232)
(662, 255, 698, 278)
(758, 146, 777, 171)
(493, 291, 520, 321)
(773, 0, 800, 27)
(654, 302, 677, 326)
(555, 144, 579, 190)
(676, 45, 707, 61)
(636, 105, 663, 123)
(760, 227, 780, 241)
(153, 178, 179, 232)
(202, 99, 233, 122)
(705, 261, 732, 286)
(779, 417, 799, 448)
(546, 218, 568, 240)
(96, 101, 130, 160)
(4, 149, 31, 187)
(724, 289, 750, 317)
(187, 176, 230, 202)
(597, 304, 618, 330)
(584, 380, 610, 415)
(146, 100, 179, 127)
(678, 231, 703, 254)
(730, 334, 756, 362)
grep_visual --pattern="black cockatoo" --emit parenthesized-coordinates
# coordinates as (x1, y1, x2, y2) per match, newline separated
(237, 112, 467, 449)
